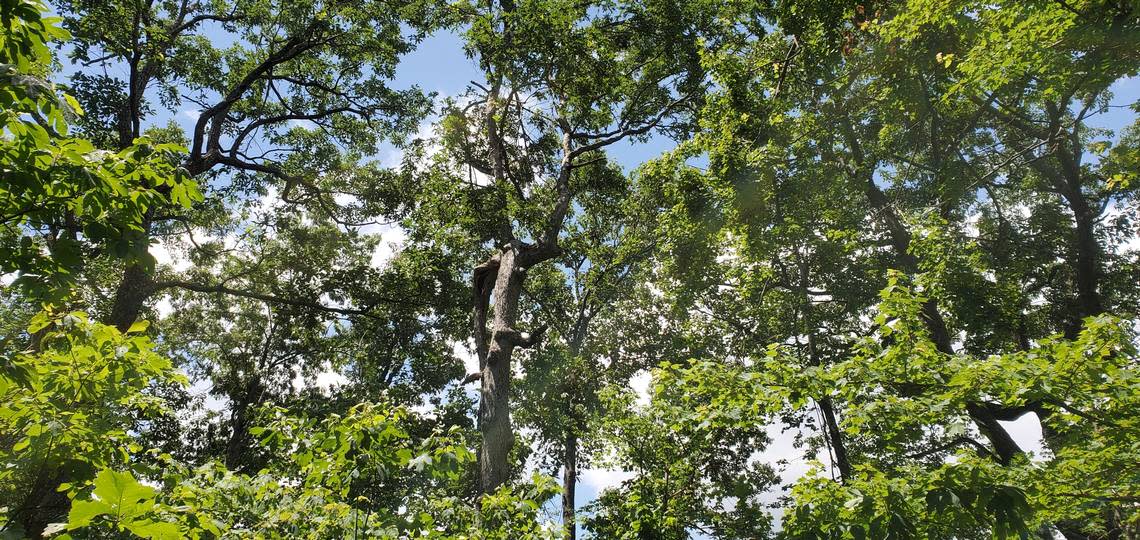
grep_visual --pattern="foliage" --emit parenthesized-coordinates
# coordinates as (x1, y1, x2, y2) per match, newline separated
(58, 404, 561, 539)
(0, 0, 201, 302)
(0, 312, 184, 533)
(648, 275, 1139, 539)
(584, 385, 777, 539)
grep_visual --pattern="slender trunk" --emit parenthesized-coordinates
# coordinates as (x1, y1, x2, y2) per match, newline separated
(798, 254, 852, 481)
(1024, 105, 1103, 336)
(818, 397, 851, 480)
(562, 432, 578, 540)
(16, 12, 155, 537)
(479, 346, 514, 492)
(1068, 195, 1103, 330)
(106, 253, 156, 331)
(224, 402, 249, 470)
(224, 378, 263, 472)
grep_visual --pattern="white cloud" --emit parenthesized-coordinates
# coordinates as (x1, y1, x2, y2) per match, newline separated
(629, 370, 652, 406)
(150, 241, 192, 272)
(333, 193, 359, 206)
(288, 119, 317, 130)
(315, 369, 349, 389)
(579, 467, 636, 494)
(153, 295, 174, 319)
(292, 362, 348, 393)
(369, 225, 408, 268)
(251, 186, 282, 220)
(453, 340, 479, 376)
(756, 422, 827, 490)
(999, 412, 1048, 460)
(187, 377, 228, 413)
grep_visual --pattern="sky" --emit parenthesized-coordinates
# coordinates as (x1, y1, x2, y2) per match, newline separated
(61, 15, 1140, 536)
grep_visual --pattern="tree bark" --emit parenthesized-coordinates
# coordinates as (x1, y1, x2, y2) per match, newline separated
(224, 377, 264, 472)
(817, 397, 851, 480)
(106, 248, 156, 331)
(857, 158, 1026, 463)
(562, 431, 578, 540)
(478, 245, 526, 492)
(11, 469, 69, 537)
(798, 253, 852, 481)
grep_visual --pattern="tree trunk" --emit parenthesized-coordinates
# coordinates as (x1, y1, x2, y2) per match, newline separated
(224, 377, 264, 472)
(818, 397, 851, 480)
(478, 246, 526, 493)
(861, 174, 1026, 461)
(1067, 194, 1103, 329)
(798, 254, 852, 481)
(11, 469, 69, 537)
(562, 432, 578, 540)
(106, 254, 156, 331)
(225, 403, 250, 470)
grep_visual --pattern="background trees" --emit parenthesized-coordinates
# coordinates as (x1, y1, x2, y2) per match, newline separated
(598, 1, 1139, 538)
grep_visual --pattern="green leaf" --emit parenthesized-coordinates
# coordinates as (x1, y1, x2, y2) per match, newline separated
(90, 469, 157, 521)
(63, 94, 83, 116)
(124, 519, 182, 540)
(67, 500, 110, 529)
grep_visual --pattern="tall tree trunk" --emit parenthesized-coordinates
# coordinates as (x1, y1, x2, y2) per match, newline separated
(817, 397, 851, 480)
(562, 432, 578, 540)
(224, 377, 264, 471)
(1072, 210, 1102, 315)
(478, 246, 525, 493)
(11, 469, 68, 537)
(1020, 103, 1104, 337)
(859, 167, 1026, 461)
(472, 132, 571, 491)
(1064, 190, 1103, 333)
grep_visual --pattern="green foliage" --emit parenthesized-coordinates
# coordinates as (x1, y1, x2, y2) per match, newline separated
(584, 384, 777, 539)
(1, 0, 201, 302)
(57, 403, 561, 539)
(152, 403, 476, 539)
(64, 469, 182, 540)
(0, 312, 184, 532)
(649, 276, 1139, 539)
(3, 0, 1139, 538)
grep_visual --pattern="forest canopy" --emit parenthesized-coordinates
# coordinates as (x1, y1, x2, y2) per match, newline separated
(1, 0, 1138, 538)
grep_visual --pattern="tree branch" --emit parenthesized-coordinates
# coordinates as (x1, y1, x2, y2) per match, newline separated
(152, 279, 426, 316)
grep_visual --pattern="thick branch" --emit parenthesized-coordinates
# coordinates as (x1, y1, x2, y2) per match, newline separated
(152, 279, 425, 316)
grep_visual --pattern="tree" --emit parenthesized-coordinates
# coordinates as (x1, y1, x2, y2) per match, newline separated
(1, 3, 199, 533)
(50, 0, 438, 331)
(511, 161, 657, 537)
(4, 0, 1138, 537)
(0, 0, 198, 306)
(425, 0, 713, 493)
(603, 0, 1139, 538)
